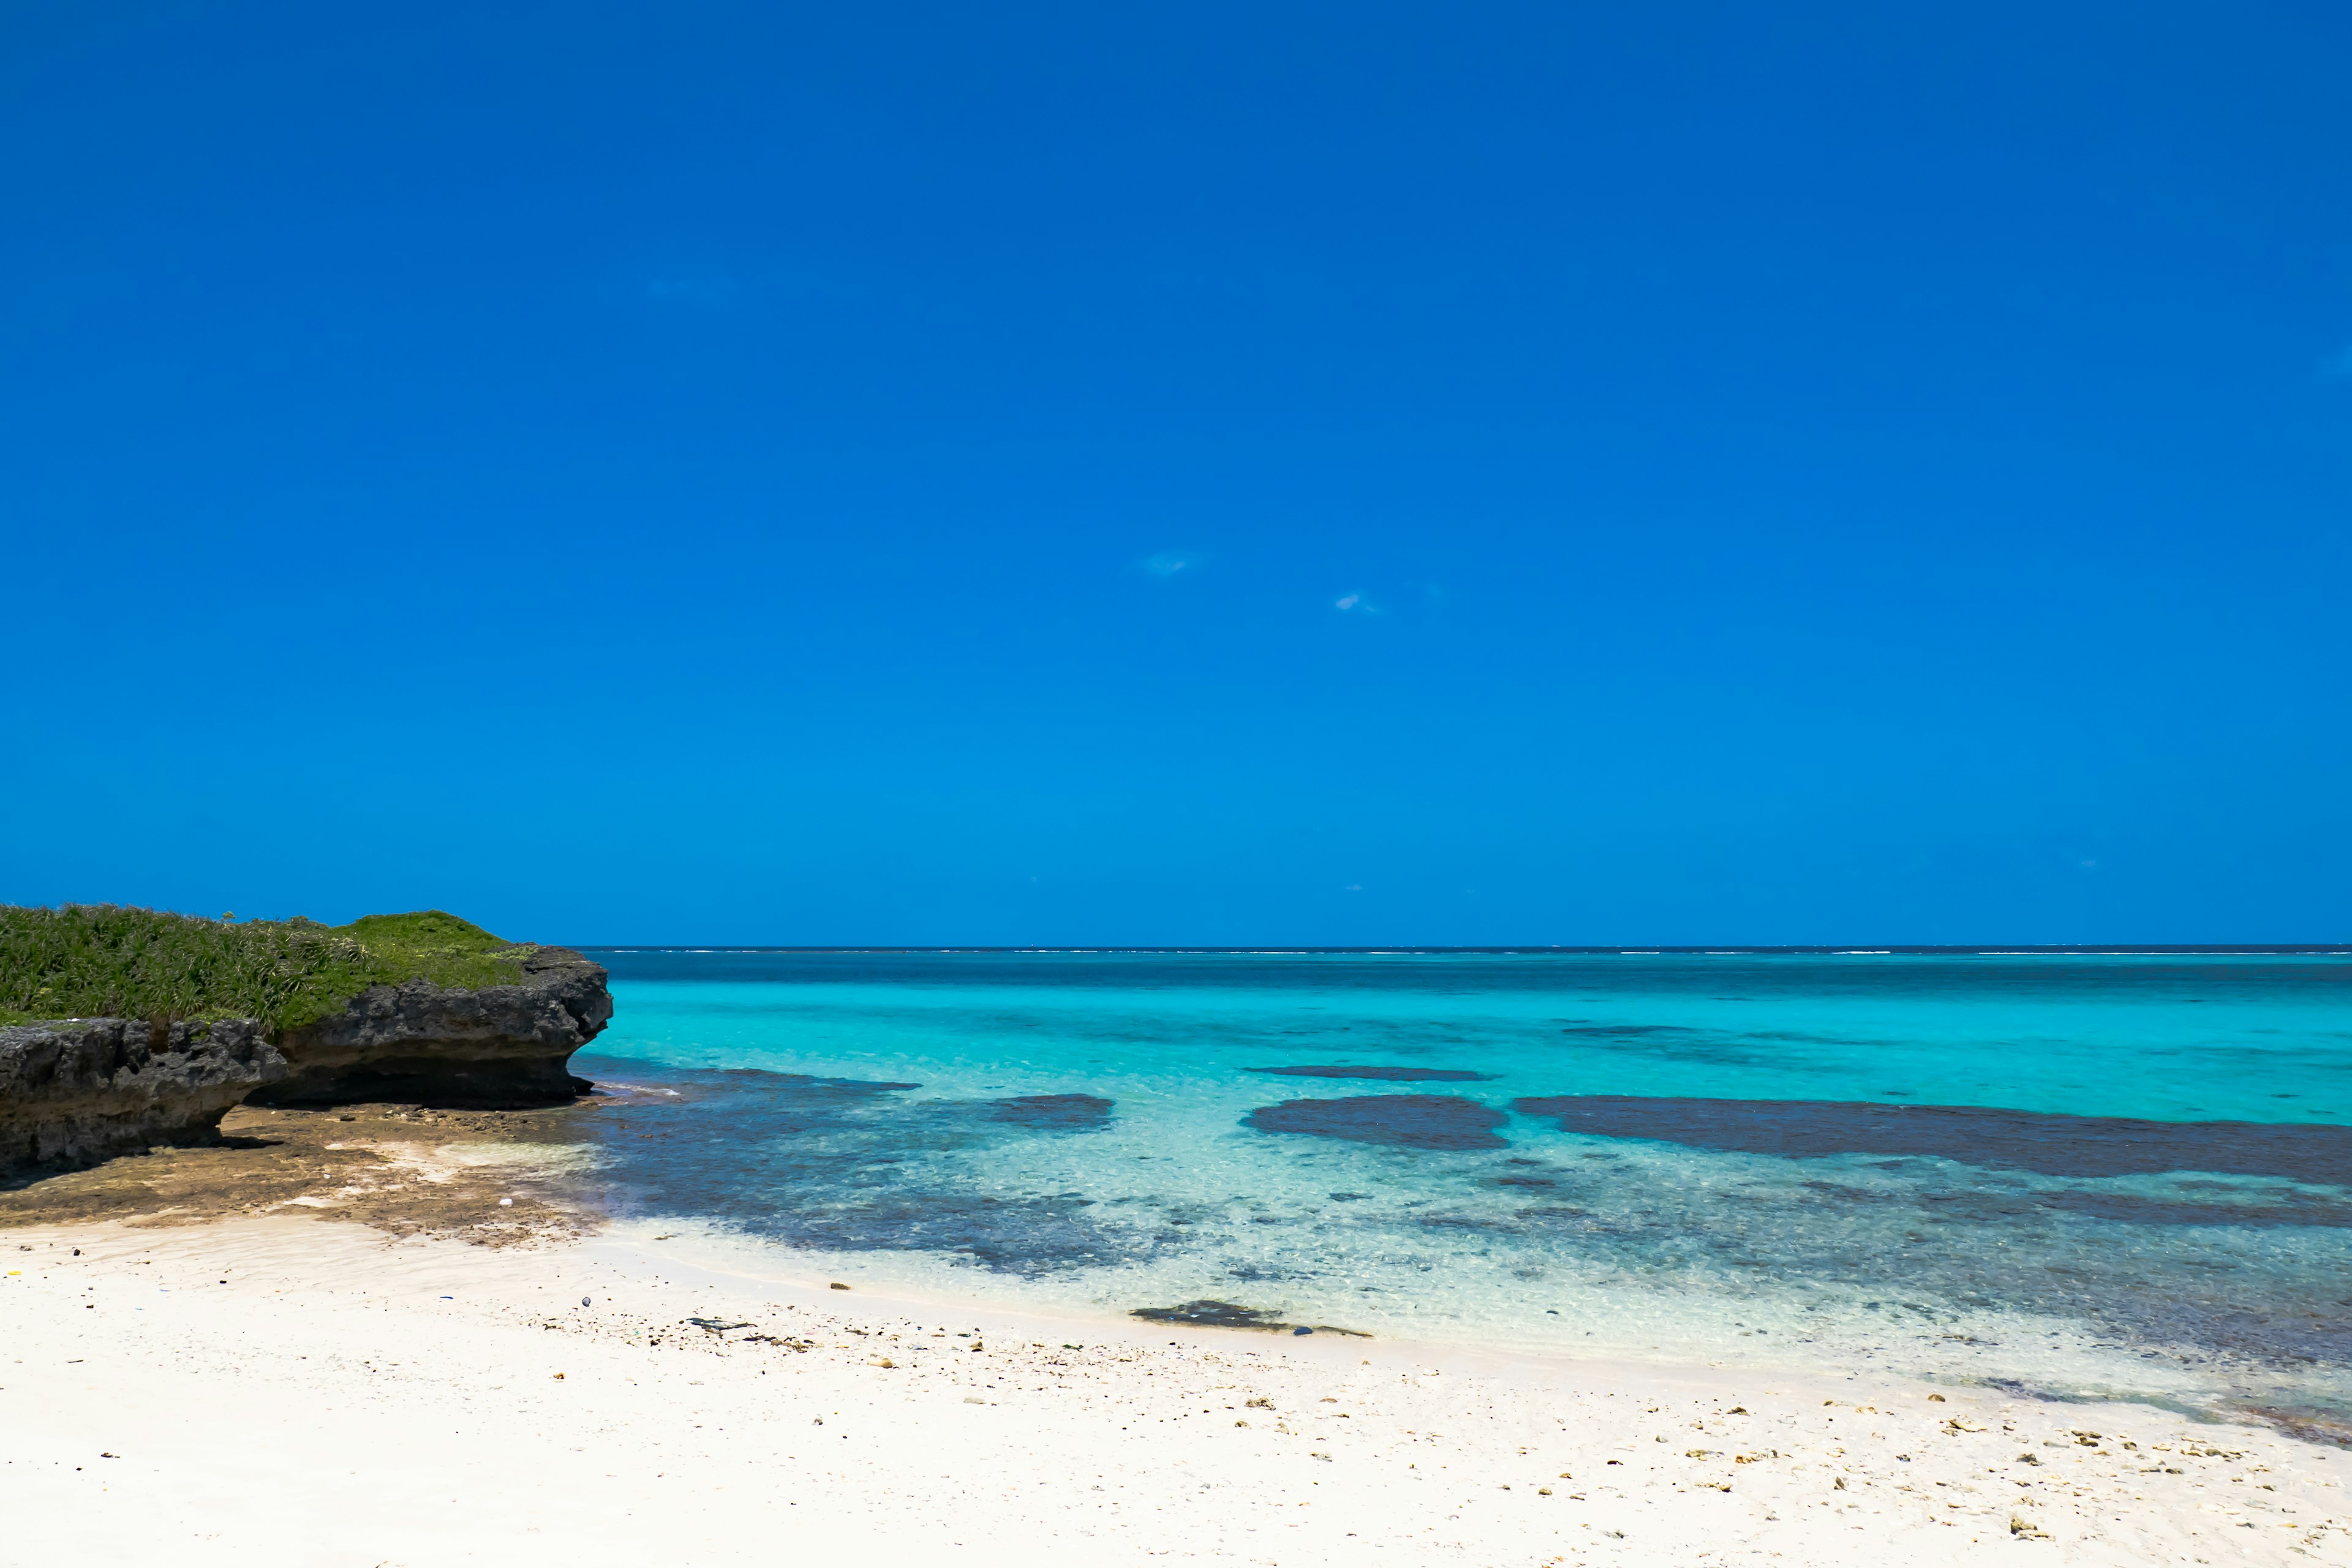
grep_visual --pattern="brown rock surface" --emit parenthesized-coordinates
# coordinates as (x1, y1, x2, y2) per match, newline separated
(0, 1099, 597, 1244)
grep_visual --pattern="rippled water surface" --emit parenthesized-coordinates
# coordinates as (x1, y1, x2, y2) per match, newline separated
(568, 949, 2352, 1423)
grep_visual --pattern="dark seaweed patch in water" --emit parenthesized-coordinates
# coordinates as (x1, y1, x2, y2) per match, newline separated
(1800, 1179, 1899, 1204)
(1558, 1024, 1697, 1038)
(1248, 1064, 1495, 1082)
(567, 1055, 1135, 1273)
(2034, 1189, 2352, 1229)
(986, 1093, 1114, 1129)
(1245, 1095, 1509, 1151)
(777, 1189, 1112, 1268)
(1510, 1095, 2352, 1186)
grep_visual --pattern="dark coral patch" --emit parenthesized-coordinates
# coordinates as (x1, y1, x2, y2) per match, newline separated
(2033, 1189, 2352, 1229)
(1248, 1065, 1494, 1082)
(1510, 1095, 2352, 1186)
(562, 1057, 1125, 1273)
(1245, 1094, 1508, 1151)
(985, 1093, 1114, 1130)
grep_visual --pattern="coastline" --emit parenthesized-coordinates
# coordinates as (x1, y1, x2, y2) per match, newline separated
(6, 1152, 2348, 1564)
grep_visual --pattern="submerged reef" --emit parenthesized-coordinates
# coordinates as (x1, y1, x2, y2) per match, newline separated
(1509, 1094, 2352, 1185)
(570, 1060, 1125, 1273)
(985, 1093, 1115, 1129)
(1244, 1093, 1509, 1150)
(1247, 1065, 1494, 1082)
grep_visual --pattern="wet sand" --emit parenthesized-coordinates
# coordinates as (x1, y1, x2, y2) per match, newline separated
(0, 1100, 600, 1242)
(2, 1110, 2348, 1565)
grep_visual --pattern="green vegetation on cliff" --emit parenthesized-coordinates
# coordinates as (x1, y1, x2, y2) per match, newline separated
(0, 905, 534, 1033)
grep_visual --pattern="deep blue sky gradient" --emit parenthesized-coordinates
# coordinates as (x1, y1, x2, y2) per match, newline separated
(4, 1, 2348, 942)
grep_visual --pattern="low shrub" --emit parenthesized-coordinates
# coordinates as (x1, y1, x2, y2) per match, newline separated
(0, 904, 532, 1033)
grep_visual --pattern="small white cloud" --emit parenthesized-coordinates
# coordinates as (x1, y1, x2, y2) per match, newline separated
(1137, 549, 1205, 579)
(1333, 592, 1382, 614)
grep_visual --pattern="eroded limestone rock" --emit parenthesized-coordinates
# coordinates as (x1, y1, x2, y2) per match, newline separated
(0, 1017, 288, 1175)
(254, 946, 612, 1108)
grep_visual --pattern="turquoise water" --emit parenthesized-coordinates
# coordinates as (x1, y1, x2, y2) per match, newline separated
(571, 950, 2352, 1423)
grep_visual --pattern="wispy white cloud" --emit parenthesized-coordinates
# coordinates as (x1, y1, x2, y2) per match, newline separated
(1136, 549, 1206, 580)
(1333, 591, 1382, 614)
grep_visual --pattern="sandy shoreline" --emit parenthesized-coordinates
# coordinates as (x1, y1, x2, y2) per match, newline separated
(2, 1107, 2348, 1563)
(4, 1209, 2346, 1566)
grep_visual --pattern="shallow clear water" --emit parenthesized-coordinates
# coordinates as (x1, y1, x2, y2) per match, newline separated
(570, 950, 2352, 1424)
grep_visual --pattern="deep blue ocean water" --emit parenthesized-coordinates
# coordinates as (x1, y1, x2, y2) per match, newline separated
(567, 950, 2352, 1424)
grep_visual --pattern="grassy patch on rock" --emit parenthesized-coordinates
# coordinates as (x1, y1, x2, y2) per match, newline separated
(0, 904, 532, 1033)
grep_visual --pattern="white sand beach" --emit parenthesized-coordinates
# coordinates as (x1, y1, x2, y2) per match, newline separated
(4, 1209, 2345, 1567)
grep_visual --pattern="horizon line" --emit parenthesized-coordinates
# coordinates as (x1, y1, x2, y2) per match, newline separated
(562, 943, 2351, 956)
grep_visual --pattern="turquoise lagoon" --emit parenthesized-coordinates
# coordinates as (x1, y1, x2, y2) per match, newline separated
(568, 949, 2352, 1425)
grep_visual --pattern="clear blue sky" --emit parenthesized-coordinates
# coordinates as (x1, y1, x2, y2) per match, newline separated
(4, 2, 2346, 943)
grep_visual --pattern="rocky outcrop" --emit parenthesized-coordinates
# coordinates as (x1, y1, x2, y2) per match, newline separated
(0, 1017, 288, 1175)
(251, 946, 612, 1109)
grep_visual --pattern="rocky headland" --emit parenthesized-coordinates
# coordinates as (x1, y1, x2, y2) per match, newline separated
(1, 905, 612, 1178)
(254, 944, 612, 1107)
